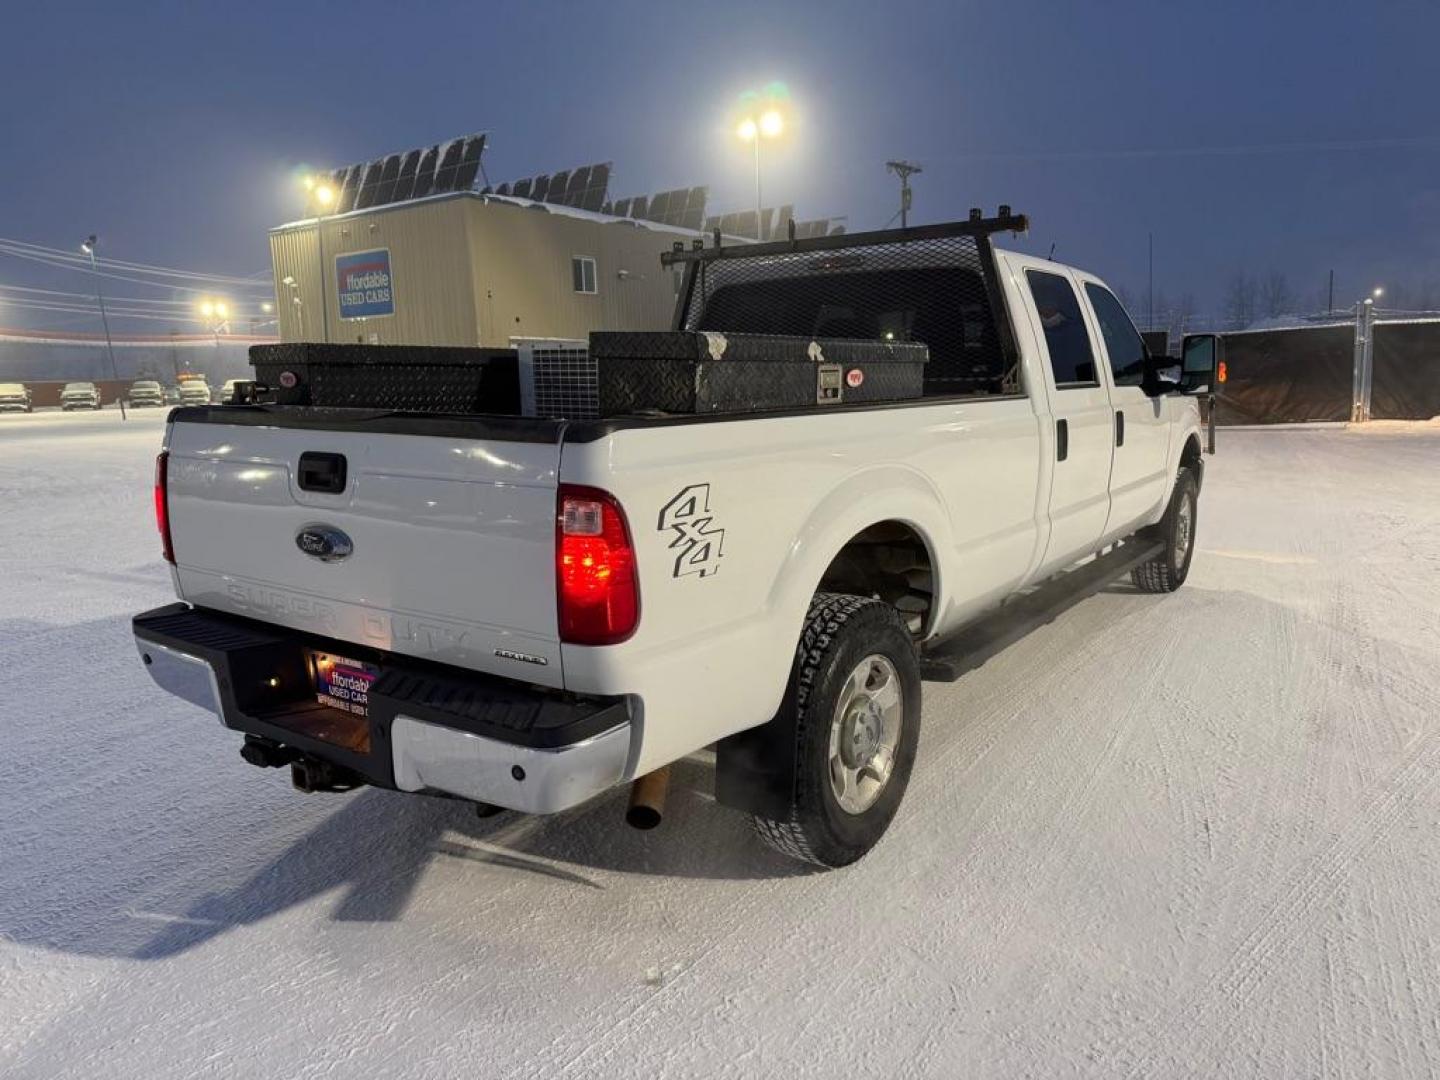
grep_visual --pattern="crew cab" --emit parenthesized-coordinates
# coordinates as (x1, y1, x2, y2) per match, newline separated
(128, 380, 167, 407)
(134, 212, 1216, 867)
(0, 382, 32, 412)
(176, 377, 211, 405)
(60, 381, 102, 410)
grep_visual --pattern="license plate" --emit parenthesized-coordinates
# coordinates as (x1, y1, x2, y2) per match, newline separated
(309, 652, 379, 717)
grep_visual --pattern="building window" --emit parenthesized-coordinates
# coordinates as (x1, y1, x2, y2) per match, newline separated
(572, 256, 597, 294)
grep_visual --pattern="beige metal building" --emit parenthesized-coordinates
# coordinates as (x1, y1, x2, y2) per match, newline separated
(269, 192, 701, 346)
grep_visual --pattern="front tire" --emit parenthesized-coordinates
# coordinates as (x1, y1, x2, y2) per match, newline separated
(752, 593, 922, 868)
(1132, 467, 1198, 593)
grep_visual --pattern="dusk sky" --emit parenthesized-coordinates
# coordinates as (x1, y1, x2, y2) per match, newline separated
(4, 0, 1439, 331)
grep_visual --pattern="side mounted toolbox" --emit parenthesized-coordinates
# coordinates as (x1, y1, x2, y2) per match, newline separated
(249, 343, 520, 413)
(587, 331, 929, 415)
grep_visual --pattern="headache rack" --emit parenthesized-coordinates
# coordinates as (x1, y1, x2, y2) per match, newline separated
(663, 208, 1029, 399)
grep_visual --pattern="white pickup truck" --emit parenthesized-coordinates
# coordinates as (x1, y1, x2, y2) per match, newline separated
(134, 213, 1217, 867)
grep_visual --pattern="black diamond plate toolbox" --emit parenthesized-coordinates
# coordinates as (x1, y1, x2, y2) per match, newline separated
(587, 331, 928, 416)
(250, 343, 520, 413)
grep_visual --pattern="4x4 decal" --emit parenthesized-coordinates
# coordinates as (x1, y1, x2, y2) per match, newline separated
(658, 484, 726, 578)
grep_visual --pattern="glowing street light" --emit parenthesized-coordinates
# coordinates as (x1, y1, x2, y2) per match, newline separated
(1372, 286, 1384, 299)
(79, 233, 126, 420)
(314, 184, 335, 208)
(261, 301, 274, 314)
(734, 86, 790, 239)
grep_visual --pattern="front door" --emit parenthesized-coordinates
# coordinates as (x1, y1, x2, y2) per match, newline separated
(1079, 280, 1171, 537)
(1021, 265, 1115, 573)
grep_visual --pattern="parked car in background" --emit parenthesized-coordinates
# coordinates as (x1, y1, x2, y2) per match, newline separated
(214, 378, 243, 404)
(176, 378, 211, 405)
(0, 382, 33, 412)
(60, 382, 102, 411)
(128, 380, 166, 407)
(164, 385, 183, 405)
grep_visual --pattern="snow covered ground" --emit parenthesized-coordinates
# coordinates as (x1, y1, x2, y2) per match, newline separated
(2, 411, 1438, 1079)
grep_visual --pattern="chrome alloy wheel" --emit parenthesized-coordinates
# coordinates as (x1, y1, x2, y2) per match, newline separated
(1175, 493, 1194, 566)
(828, 654, 905, 815)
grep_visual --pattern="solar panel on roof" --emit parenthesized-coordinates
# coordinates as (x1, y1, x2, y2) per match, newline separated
(354, 158, 385, 209)
(373, 153, 402, 205)
(546, 170, 570, 203)
(703, 215, 721, 232)
(679, 186, 708, 230)
(335, 165, 361, 214)
(496, 181, 511, 196)
(432, 139, 465, 192)
(454, 134, 485, 191)
(412, 146, 439, 198)
(391, 150, 420, 202)
(756, 207, 774, 240)
(562, 166, 590, 207)
(531, 174, 551, 202)
(512, 176, 532, 199)
(772, 204, 794, 239)
(647, 190, 672, 224)
(629, 195, 648, 220)
(612, 196, 633, 218)
(829, 224, 846, 236)
(584, 163, 611, 211)
(734, 209, 759, 239)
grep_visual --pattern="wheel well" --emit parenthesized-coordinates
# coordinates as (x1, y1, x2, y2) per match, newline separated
(816, 521, 934, 638)
(1180, 435, 1202, 472)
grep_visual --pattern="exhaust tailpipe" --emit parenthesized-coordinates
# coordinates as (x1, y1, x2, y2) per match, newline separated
(625, 766, 670, 830)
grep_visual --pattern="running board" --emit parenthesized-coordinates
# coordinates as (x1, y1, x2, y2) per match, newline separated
(919, 538, 1165, 682)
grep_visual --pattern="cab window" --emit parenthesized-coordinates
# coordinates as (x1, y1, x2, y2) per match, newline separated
(1025, 270, 1096, 387)
(1085, 283, 1147, 387)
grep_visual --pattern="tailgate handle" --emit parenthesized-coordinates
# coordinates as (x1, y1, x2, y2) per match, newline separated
(298, 452, 348, 494)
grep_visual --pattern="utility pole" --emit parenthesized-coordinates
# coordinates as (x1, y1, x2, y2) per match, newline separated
(81, 235, 126, 420)
(1327, 269, 1335, 314)
(886, 160, 922, 228)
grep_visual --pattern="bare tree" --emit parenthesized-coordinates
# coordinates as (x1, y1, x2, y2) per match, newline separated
(1223, 272, 1258, 330)
(1169, 292, 1197, 336)
(1260, 272, 1293, 319)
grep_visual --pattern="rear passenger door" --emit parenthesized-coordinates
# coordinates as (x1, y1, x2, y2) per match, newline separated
(1080, 280, 1171, 537)
(1022, 266, 1114, 571)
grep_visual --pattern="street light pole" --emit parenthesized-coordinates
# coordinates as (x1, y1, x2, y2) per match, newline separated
(81, 235, 126, 420)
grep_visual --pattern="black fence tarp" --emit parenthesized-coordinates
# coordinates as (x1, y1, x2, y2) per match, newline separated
(1216, 320, 1440, 424)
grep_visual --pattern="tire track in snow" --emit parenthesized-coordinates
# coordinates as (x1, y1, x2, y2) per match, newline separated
(1086, 721, 1440, 1078)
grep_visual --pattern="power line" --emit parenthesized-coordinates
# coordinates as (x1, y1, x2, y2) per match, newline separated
(0, 235, 269, 287)
(0, 245, 268, 297)
(934, 133, 1440, 163)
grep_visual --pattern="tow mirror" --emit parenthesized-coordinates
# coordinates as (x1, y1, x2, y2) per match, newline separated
(1179, 333, 1224, 394)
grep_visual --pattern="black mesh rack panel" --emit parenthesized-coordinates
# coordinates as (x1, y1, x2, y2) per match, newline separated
(672, 224, 1021, 398)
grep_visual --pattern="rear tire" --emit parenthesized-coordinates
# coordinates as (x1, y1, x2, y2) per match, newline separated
(751, 593, 921, 868)
(1132, 467, 1198, 593)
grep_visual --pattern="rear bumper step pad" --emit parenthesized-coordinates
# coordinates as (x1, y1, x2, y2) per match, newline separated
(133, 603, 631, 812)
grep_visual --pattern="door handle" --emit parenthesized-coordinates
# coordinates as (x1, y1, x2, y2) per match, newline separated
(1115, 410, 1125, 447)
(1056, 418, 1068, 462)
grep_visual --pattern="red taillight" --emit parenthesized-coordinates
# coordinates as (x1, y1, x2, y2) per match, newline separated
(154, 451, 175, 564)
(557, 484, 638, 645)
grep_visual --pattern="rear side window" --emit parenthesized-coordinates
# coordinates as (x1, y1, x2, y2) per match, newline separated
(1025, 270, 1096, 387)
(1085, 283, 1146, 387)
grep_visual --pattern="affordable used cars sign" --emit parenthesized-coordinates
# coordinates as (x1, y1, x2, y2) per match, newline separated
(335, 248, 395, 319)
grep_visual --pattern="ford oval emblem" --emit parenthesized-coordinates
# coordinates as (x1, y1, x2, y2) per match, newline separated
(295, 524, 353, 562)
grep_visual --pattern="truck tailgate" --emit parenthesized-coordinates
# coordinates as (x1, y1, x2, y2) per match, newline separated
(165, 418, 565, 687)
